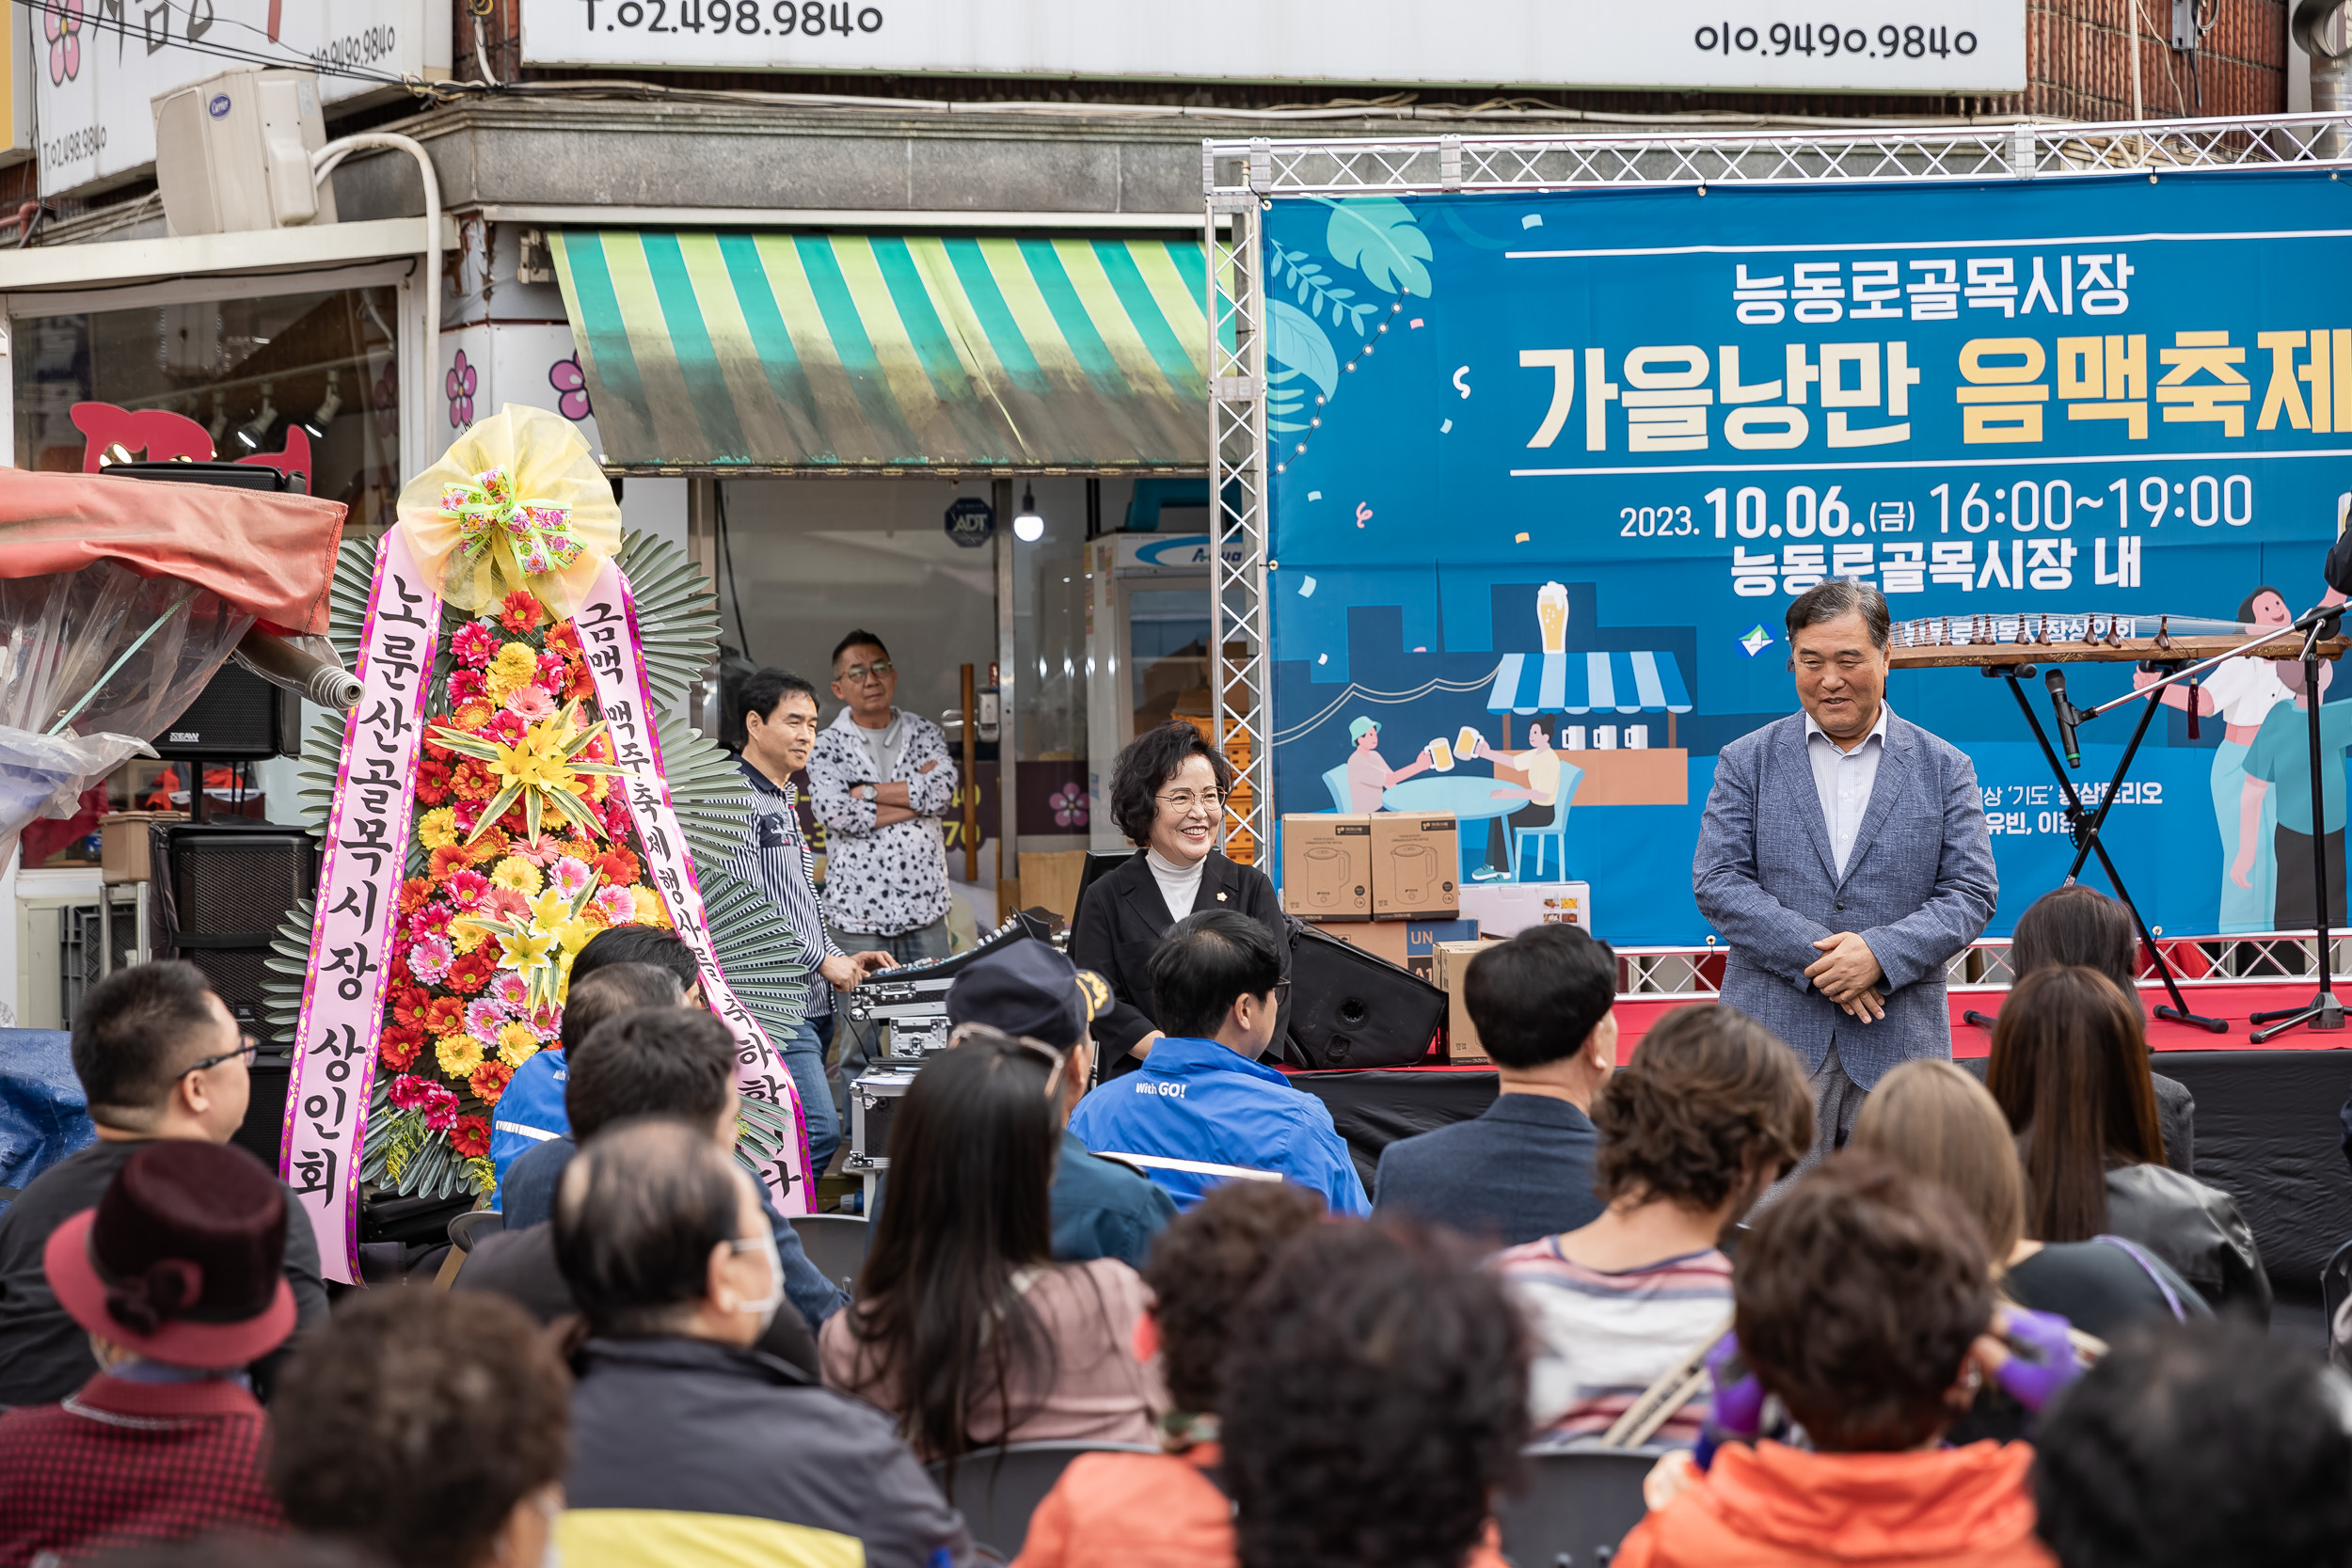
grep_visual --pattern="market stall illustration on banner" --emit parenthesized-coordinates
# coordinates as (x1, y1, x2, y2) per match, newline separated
(1260, 174, 2352, 943)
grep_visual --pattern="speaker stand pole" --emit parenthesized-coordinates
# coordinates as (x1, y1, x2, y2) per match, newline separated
(2250, 626, 2345, 1042)
(190, 755, 210, 826)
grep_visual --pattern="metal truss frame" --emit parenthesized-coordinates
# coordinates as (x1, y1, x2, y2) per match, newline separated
(1203, 112, 2352, 981)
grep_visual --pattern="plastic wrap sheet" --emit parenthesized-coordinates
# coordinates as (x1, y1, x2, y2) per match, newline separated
(0, 561, 254, 740)
(0, 725, 155, 875)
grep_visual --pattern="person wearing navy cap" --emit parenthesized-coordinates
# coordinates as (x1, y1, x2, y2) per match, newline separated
(948, 940, 1178, 1270)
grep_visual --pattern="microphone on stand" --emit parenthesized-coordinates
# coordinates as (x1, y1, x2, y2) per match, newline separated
(230, 627, 364, 711)
(2046, 668, 2082, 768)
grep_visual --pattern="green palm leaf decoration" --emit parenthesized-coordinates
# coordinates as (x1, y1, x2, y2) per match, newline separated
(266, 528, 813, 1204)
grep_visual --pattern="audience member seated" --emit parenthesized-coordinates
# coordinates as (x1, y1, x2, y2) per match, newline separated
(0, 961, 326, 1407)
(823, 1027, 1164, 1459)
(1854, 1059, 2205, 1340)
(457, 1006, 838, 1370)
(269, 1288, 568, 1568)
(1622, 1155, 2050, 1567)
(1069, 911, 1368, 1214)
(1221, 1217, 1522, 1568)
(946, 938, 1178, 1268)
(1373, 924, 1617, 1246)
(1493, 1004, 1812, 1446)
(1988, 966, 2268, 1322)
(2031, 1320, 2352, 1568)
(2006, 885, 2195, 1175)
(556, 1118, 970, 1566)
(1014, 1180, 1327, 1568)
(0, 1142, 294, 1561)
(496, 954, 687, 1222)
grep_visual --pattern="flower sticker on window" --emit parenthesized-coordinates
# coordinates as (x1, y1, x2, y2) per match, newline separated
(42, 0, 82, 86)
(446, 351, 477, 429)
(1050, 783, 1088, 829)
(549, 355, 592, 421)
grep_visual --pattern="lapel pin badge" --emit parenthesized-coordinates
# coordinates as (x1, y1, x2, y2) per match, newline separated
(1216, 891, 1228, 901)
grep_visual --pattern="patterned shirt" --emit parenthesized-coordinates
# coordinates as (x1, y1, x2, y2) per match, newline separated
(729, 758, 845, 1017)
(1490, 1240, 1735, 1447)
(805, 706, 959, 939)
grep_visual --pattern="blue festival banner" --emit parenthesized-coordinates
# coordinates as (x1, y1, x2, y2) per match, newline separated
(1263, 171, 2352, 944)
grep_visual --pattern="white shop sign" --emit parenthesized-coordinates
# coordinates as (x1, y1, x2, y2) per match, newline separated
(521, 0, 2025, 95)
(33, 0, 444, 198)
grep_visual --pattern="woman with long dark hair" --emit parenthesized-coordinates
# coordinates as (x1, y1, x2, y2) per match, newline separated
(1070, 721, 1289, 1081)
(1987, 966, 2268, 1322)
(818, 1027, 1161, 1460)
(2006, 883, 2195, 1175)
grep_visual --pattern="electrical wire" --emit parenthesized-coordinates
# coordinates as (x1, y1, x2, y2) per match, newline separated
(9, 0, 420, 88)
(714, 481, 755, 665)
(1271, 668, 1503, 746)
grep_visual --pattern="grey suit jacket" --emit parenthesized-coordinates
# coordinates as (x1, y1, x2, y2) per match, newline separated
(1692, 710, 1998, 1089)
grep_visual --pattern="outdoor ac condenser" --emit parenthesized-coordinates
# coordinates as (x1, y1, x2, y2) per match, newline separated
(152, 69, 339, 236)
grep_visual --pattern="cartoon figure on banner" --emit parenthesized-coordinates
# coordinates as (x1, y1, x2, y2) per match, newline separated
(1467, 721, 1581, 882)
(2138, 586, 2298, 932)
(1341, 716, 1433, 811)
(2234, 650, 2349, 931)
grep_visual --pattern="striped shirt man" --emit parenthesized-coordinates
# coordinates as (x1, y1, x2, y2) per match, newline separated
(1490, 1240, 1734, 1447)
(729, 759, 845, 1021)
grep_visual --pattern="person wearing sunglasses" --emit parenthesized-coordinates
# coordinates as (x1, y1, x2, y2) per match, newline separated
(1071, 721, 1293, 1085)
(946, 940, 1177, 1270)
(805, 629, 961, 1103)
(0, 960, 327, 1408)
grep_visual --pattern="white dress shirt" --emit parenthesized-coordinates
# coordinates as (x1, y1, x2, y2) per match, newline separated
(1804, 703, 1891, 881)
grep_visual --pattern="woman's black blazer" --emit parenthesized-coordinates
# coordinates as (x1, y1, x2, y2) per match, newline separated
(1068, 848, 1291, 1080)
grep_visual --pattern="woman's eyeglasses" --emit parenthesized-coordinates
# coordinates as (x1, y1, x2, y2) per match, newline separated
(1157, 789, 1224, 814)
(949, 1022, 1075, 1101)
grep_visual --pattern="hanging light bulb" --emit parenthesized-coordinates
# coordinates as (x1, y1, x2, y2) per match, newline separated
(303, 369, 342, 438)
(1012, 483, 1044, 543)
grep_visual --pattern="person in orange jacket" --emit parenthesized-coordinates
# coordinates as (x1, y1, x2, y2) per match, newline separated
(1618, 1154, 2057, 1568)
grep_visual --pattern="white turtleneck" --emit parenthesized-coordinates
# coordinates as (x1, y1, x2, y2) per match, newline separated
(1146, 847, 1207, 926)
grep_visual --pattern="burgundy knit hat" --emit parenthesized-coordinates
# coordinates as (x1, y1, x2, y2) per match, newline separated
(44, 1140, 296, 1368)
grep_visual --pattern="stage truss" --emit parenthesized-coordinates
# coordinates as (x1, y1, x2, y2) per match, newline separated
(1203, 112, 2352, 989)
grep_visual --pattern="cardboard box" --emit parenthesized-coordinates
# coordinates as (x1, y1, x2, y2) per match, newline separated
(1371, 812, 1459, 919)
(1433, 940, 1491, 1063)
(1282, 814, 1373, 920)
(100, 812, 187, 885)
(1311, 916, 1476, 980)
(1458, 881, 1592, 939)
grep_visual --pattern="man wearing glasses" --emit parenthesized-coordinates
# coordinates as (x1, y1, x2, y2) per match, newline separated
(806, 630, 961, 1104)
(0, 960, 328, 1405)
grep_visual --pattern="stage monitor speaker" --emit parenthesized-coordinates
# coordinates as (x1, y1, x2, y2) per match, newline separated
(1286, 922, 1446, 1070)
(232, 1054, 294, 1171)
(166, 826, 316, 1045)
(104, 459, 295, 493)
(150, 661, 285, 761)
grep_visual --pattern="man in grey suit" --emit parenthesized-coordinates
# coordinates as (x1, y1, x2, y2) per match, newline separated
(1693, 579, 1998, 1159)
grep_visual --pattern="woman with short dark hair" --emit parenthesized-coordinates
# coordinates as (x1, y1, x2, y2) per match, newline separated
(1492, 1004, 1813, 1446)
(820, 1028, 1162, 1459)
(1988, 966, 2269, 1322)
(2005, 883, 2196, 1175)
(1069, 721, 1289, 1080)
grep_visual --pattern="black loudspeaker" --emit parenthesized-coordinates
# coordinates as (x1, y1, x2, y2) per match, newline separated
(232, 1055, 294, 1171)
(1286, 923, 1447, 1070)
(151, 662, 285, 761)
(166, 826, 316, 1035)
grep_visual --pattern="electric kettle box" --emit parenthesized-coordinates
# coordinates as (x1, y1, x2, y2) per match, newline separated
(1370, 812, 1460, 920)
(1281, 814, 1374, 921)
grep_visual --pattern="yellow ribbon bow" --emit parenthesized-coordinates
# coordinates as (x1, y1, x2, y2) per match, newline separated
(442, 466, 584, 578)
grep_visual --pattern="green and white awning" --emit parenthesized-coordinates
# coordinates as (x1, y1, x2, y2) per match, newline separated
(549, 230, 1210, 474)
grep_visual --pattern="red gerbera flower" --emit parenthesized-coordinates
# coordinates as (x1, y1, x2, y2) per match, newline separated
(422, 995, 467, 1037)
(429, 846, 473, 882)
(379, 1027, 423, 1071)
(546, 619, 583, 659)
(592, 847, 642, 885)
(387, 986, 433, 1034)
(498, 591, 544, 636)
(447, 949, 497, 995)
(450, 1115, 493, 1158)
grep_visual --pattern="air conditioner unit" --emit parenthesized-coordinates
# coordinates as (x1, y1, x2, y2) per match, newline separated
(152, 69, 339, 237)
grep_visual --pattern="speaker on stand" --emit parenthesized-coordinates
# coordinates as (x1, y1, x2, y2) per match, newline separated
(161, 827, 316, 1169)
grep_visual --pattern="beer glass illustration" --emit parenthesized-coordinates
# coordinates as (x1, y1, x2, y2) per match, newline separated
(1536, 581, 1570, 655)
(1427, 737, 1454, 771)
(1456, 724, 1485, 762)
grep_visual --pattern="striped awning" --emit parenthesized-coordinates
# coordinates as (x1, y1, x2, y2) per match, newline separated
(548, 231, 1210, 473)
(1486, 651, 1693, 716)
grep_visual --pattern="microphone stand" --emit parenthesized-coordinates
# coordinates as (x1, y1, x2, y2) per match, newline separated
(2058, 600, 2345, 1041)
(2247, 610, 2345, 1041)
